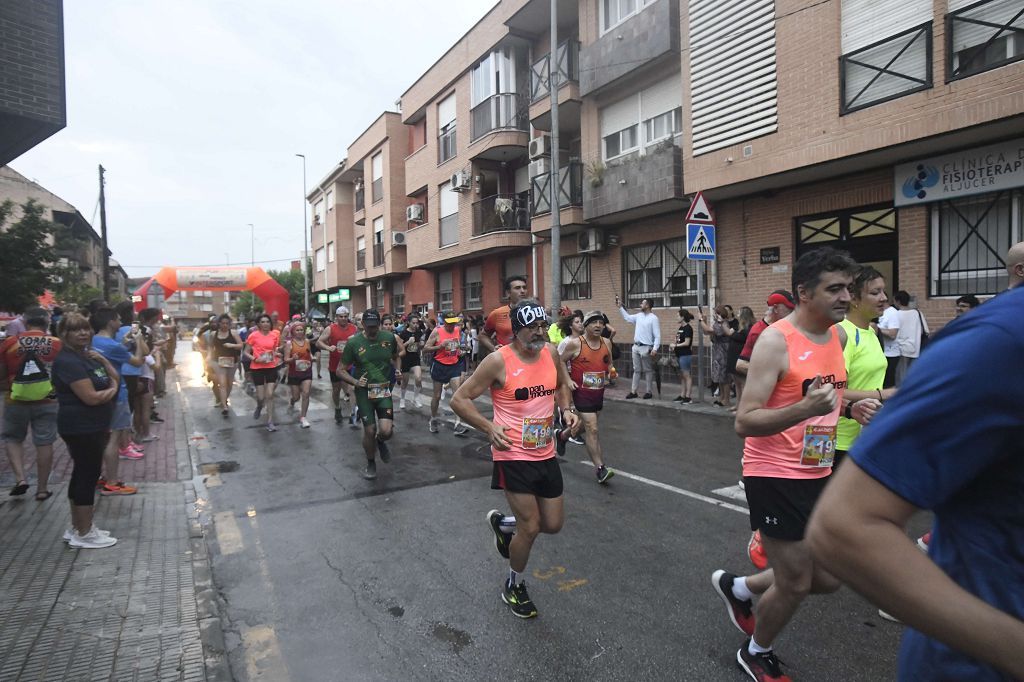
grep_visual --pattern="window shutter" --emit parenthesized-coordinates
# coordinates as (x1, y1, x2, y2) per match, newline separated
(465, 265, 482, 284)
(949, 0, 1021, 53)
(641, 77, 683, 119)
(600, 94, 639, 136)
(372, 153, 383, 180)
(440, 182, 458, 217)
(437, 93, 456, 127)
(841, 0, 931, 53)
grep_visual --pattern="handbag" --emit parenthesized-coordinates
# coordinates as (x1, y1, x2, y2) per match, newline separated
(916, 310, 930, 350)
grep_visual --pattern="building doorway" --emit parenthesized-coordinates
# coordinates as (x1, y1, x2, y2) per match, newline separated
(795, 204, 899, 296)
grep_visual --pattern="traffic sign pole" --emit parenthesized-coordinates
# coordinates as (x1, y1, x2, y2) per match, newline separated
(685, 192, 716, 405)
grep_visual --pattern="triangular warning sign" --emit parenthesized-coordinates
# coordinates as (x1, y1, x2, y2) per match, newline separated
(689, 226, 714, 255)
(685, 191, 715, 224)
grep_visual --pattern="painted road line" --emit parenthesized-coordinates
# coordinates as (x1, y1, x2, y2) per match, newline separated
(578, 461, 748, 514)
(213, 511, 244, 555)
(711, 485, 748, 503)
(243, 624, 290, 681)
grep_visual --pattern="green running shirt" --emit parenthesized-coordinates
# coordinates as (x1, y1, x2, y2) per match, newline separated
(340, 331, 398, 385)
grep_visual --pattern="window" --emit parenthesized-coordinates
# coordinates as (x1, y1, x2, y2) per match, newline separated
(502, 254, 527, 284)
(439, 181, 459, 247)
(947, 0, 1024, 81)
(437, 271, 454, 312)
(600, 77, 682, 160)
(438, 93, 457, 164)
(314, 199, 324, 225)
(325, 188, 334, 211)
(392, 280, 405, 313)
(931, 190, 1021, 296)
(373, 217, 385, 266)
(356, 236, 366, 271)
(604, 125, 639, 159)
(561, 255, 591, 300)
(463, 265, 482, 310)
(470, 47, 527, 140)
(200, 304, 213, 312)
(623, 238, 705, 308)
(315, 247, 326, 273)
(602, 0, 655, 33)
(327, 241, 335, 263)
(643, 108, 682, 145)
(371, 152, 384, 203)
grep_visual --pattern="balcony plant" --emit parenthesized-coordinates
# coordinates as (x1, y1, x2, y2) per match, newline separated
(585, 160, 606, 188)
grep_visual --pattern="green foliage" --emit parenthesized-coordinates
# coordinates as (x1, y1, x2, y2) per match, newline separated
(231, 291, 257, 320)
(0, 200, 58, 313)
(230, 266, 309, 320)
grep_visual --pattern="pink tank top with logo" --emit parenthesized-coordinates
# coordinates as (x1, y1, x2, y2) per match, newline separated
(742, 318, 847, 480)
(490, 345, 558, 462)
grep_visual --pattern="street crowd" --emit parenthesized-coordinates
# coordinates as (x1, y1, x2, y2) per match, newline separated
(2, 240, 1022, 680)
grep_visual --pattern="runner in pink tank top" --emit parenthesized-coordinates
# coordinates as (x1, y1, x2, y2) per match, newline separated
(450, 299, 580, 620)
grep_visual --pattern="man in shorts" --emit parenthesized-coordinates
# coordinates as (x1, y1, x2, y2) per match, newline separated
(317, 306, 358, 425)
(397, 313, 425, 409)
(0, 308, 61, 499)
(557, 310, 614, 484)
(451, 299, 581, 619)
(710, 248, 876, 681)
(337, 309, 401, 481)
(479, 275, 528, 353)
(423, 311, 468, 435)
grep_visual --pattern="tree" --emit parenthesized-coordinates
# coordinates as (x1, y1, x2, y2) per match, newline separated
(229, 266, 308, 321)
(0, 200, 57, 313)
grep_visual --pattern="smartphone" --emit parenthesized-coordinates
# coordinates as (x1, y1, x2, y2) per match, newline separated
(131, 322, 140, 334)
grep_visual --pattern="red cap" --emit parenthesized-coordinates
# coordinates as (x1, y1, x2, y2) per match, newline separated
(766, 290, 795, 310)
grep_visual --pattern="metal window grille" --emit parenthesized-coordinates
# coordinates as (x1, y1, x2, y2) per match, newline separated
(840, 23, 932, 114)
(561, 255, 591, 300)
(947, 0, 1024, 81)
(932, 190, 1020, 295)
(623, 238, 705, 308)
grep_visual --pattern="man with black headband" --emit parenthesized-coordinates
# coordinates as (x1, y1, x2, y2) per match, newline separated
(451, 299, 581, 619)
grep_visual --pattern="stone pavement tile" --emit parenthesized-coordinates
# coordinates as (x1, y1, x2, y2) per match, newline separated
(0, 482, 207, 682)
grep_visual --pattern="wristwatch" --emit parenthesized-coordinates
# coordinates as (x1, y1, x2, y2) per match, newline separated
(844, 402, 853, 420)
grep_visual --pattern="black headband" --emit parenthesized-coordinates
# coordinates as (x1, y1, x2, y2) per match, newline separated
(510, 303, 548, 332)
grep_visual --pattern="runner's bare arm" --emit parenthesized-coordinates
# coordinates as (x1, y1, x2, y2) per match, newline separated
(394, 335, 406, 358)
(335, 365, 363, 388)
(477, 331, 496, 353)
(558, 337, 582, 365)
(422, 329, 441, 353)
(734, 328, 836, 437)
(316, 327, 334, 352)
(808, 462, 1024, 678)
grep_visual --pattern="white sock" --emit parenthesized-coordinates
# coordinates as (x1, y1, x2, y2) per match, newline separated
(732, 576, 754, 601)
(498, 515, 516, 533)
(748, 637, 771, 655)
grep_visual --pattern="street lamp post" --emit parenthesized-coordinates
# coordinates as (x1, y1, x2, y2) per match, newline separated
(295, 154, 310, 315)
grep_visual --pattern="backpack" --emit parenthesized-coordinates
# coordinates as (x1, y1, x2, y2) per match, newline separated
(11, 342, 55, 402)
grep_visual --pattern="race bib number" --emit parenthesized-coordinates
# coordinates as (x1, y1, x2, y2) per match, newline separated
(217, 357, 236, 368)
(521, 416, 553, 450)
(257, 352, 273, 363)
(367, 383, 392, 400)
(295, 360, 311, 372)
(406, 342, 418, 353)
(581, 371, 606, 389)
(444, 339, 459, 352)
(800, 424, 836, 467)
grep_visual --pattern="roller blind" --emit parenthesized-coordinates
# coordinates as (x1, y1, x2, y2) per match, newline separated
(372, 152, 383, 180)
(437, 93, 456, 128)
(641, 77, 683, 119)
(440, 182, 458, 217)
(600, 94, 639, 136)
(842, 0, 931, 53)
(950, 0, 1022, 52)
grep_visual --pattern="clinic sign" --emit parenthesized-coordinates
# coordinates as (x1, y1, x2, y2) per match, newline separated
(895, 138, 1024, 207)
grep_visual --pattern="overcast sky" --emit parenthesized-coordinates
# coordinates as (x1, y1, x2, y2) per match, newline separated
(11, 0, 495, 279)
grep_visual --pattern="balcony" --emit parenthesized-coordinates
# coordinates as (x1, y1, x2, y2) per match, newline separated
(372, 242, 384, 267)
(472, 192, 531, 236)
(355, 188, 364, 212)
(531, 40, 580, 102)
(471, 93, 528, 141)
(584, 142, 684, 222)
(531, 161, 583, 216)
(356, 249, 366, 271)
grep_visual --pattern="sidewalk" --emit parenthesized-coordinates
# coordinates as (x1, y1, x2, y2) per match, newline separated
(0, 374, 224, 682)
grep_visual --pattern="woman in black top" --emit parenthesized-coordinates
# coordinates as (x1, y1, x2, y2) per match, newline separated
(726, 306, 756, 411)
(671, 308, 694, 403)
(52, 313, 119, 549)
(208, 313, 243, 416)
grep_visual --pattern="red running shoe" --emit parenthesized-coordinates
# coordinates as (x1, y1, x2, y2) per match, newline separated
(737, 641, 791, 681)
(748, 530, 768, 570)
(712, 570, 755, 636)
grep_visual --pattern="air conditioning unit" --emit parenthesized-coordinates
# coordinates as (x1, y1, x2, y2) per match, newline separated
(375, 280, 385, 290)
(405, 203, 424, 223)
(529, 158, 551, 178)
(578, 228, 604, 254)
(392, 231, 407, 246)
(529, 134, 551, 159)
(451, 171, 471, 192)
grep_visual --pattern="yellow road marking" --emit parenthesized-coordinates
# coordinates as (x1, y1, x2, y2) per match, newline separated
(213, 511, 243, 555)
(242, 625, 290, 681)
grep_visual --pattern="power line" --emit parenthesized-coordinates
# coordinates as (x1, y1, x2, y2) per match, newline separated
(121, 256, 299, 269)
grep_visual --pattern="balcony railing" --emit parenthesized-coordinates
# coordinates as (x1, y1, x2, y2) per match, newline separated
(355, 188, 364, 212)
(531, 161, 584, 216)
(440, 214, 459, 247)
(470, 93, 528, 141)
(372, 242, 384, 267)
(531, 40, 581, 102)
(356, 249, 365, 271)
(472, 191, 531, 236)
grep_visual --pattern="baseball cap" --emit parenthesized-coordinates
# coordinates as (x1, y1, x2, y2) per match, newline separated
(291, 314, 302, 320)
(362, 309, 381, 327)
(766, 289, 795, 310)
(442, 311, 460, 324)
(335, 305, 350, 316)
(510, 300, 549, 332)
(582, 310, 605, 326)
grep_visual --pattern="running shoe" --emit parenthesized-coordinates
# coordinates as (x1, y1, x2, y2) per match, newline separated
(453, 419, 469, 436)
(711, 569, 756, 636)
(399, 398, 406, 410)
(334, 408, 343, 424)
(118, 446, 144, 460)
(554, 428, 567, 457)
(917, 532, 931, 552)
(63, 525, 111, 542)
(377, 438, 391, 463)
(266, 422, 277, 433)
(748, 531, 768, 570)
(642, 393, 653, 399)
(361, 462, 377, 480)
(413, 395, 423, 408)
(486, 510, 512, 559)
(428, 417, 439, 434)
(68, 527, 118, 549)
(596, 466, 614, 484)
(95, 478, 106, 491)
(568, 434, 584, 445)
(501, 581, 538, 619)
(300, 417, 311, 429)
(221, 408, 229, 417)
(737, 641, 790, 682)
(625, 392, 639, 399)
(254, 402, 263, 419)
(150, 414, 165, 423)
(99, 481, 138, 496)
(673, 395, 685, 402)
(682, 397, 692, 403)
(349, 409, 359, 429)
(140, 435, 159, 443)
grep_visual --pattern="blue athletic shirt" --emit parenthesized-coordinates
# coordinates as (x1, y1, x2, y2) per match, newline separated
(850, 285, 1024, 681)
(91, 335, 131, 404)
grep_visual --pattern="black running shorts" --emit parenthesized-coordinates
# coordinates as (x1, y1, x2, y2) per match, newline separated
(491, 458, 563, 499)
(743, 475, 830, 542)
(251, 368, 279, 386)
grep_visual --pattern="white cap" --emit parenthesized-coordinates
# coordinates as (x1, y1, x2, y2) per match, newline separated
(335, 306, 350, 315)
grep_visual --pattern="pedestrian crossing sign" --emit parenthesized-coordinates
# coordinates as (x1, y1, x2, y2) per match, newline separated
(687, 223, 716, 261)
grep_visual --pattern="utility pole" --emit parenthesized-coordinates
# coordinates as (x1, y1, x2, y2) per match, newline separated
(549, 0, 561, 313)
(295, 154, 310, 315)
(98, 164, 110, 302)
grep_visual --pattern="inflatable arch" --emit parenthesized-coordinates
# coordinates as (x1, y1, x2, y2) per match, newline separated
(132, 267, 290, 319)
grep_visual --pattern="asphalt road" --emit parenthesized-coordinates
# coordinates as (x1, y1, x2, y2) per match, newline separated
(178, 347, 916, 681)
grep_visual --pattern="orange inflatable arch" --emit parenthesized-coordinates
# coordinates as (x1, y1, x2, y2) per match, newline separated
(132, 267, 290, 319)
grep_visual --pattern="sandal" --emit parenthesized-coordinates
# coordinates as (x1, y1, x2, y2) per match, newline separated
(10, 481, 29, 496)
(35, 490, 53, 501)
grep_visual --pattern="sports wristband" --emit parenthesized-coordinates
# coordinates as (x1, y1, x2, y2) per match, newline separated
(844, 403, 853, 420)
